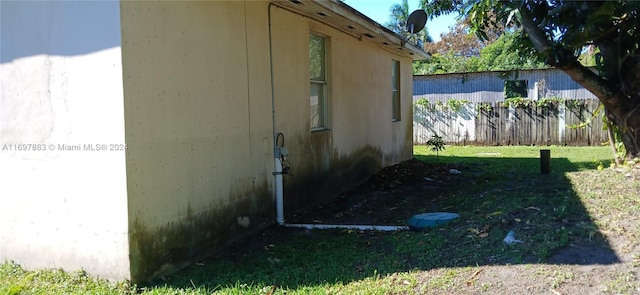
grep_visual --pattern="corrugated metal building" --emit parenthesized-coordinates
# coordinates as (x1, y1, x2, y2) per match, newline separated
(413, 68, 598, 103)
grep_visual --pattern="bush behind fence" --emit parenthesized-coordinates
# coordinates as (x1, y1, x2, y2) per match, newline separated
(413, 99, 608, 146)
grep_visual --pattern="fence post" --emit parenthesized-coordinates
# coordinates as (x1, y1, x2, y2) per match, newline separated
(540, 149, 551, 174)
(558, 102, 565, 144)
(507, 104, 516, 145)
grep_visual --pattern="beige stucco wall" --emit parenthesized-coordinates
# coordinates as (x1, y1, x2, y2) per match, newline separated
(121, 0, 414, 282)
(120, 1, 275, 282)
(0, 0, 130, 280)
(1, 0, 416, 283)
(270, 5, 414, 211)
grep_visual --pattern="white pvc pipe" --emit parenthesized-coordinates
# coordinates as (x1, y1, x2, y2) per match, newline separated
(274, 156, 407, 231)
(273, 153, 407, 231)
(282, 223, 409, 231)
(275, 157, 284, 225)
(268, 3, 284, 226)
(267, 3, 405, 232)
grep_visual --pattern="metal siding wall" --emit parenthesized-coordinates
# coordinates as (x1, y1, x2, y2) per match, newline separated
(413, 68, 598, 104)
(414, 73, 505, 104)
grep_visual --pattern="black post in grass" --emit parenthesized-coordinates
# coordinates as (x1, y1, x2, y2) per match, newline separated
(540, 149, 550, 174)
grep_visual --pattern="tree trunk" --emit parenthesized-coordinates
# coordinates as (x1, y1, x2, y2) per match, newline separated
(605, 109, 622, 166)
(540, 53, 640, 161)
(518, 7, 640, 161)
(605, 94, 640, 160)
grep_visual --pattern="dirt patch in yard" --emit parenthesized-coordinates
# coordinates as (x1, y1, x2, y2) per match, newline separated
(288, 158, 464, 225)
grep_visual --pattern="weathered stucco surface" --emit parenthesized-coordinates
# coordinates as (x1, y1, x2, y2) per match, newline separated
(0, 0, 130, 280)
(121, 1, 414, 282)
(270, 5, 414, 213)
(120, 1, 276, 282)
(1, 0, 416, 283)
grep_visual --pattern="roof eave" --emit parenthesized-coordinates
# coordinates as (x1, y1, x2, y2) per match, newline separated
(273, 0, 431, 61)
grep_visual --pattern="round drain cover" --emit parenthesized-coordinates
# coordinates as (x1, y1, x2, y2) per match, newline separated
(407, 212, 460, 231)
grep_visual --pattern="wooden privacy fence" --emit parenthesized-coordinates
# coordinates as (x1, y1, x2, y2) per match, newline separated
(413, 99, 608, 146)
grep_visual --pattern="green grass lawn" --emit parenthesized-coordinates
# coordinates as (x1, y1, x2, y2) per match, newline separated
(415, 145, 613, 172)
(2, 145, 638, 295)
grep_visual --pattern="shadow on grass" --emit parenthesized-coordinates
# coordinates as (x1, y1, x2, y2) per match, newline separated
(150, 154, 619, 291)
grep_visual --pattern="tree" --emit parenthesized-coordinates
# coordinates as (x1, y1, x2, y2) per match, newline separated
(413, 51, 477, 74)
(386, 0, 433, 48)
(474, 31, 546, 71)
(423, 20, 483, 57)
(417, 10, 544, 74)
(423, 14, 505, 57)
(423, 0, 640, 160)
(415, 31, 546, 74)
(426, 134, 446, 161)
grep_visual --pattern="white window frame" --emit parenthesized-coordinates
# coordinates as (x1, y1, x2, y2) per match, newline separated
(392, 60, 401, 122)
(310, 33, 328, 131)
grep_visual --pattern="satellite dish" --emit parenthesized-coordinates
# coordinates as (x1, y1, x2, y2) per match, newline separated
(406, 9, 427, 34)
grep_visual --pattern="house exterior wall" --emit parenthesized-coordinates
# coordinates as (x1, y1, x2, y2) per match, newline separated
(413, 68, 598, 104)
(120, 1, 275, 282)
(270, 5, 414, 212)
(0, 1, 129, 280)
(120, 1, 414, 282)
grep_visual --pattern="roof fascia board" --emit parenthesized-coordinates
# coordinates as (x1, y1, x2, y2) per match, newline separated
(314, 0, 430, 60)
(273, 0, 430, 60)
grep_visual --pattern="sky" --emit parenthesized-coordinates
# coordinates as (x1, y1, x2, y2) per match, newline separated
(344, 0, 458, 42)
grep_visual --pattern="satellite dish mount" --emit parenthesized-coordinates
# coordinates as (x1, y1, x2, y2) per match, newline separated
(404, 9, 427, 46)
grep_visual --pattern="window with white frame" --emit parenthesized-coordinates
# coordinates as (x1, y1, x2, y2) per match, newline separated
(392, 60, 401, 121)
(309, 33, 327, 130)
